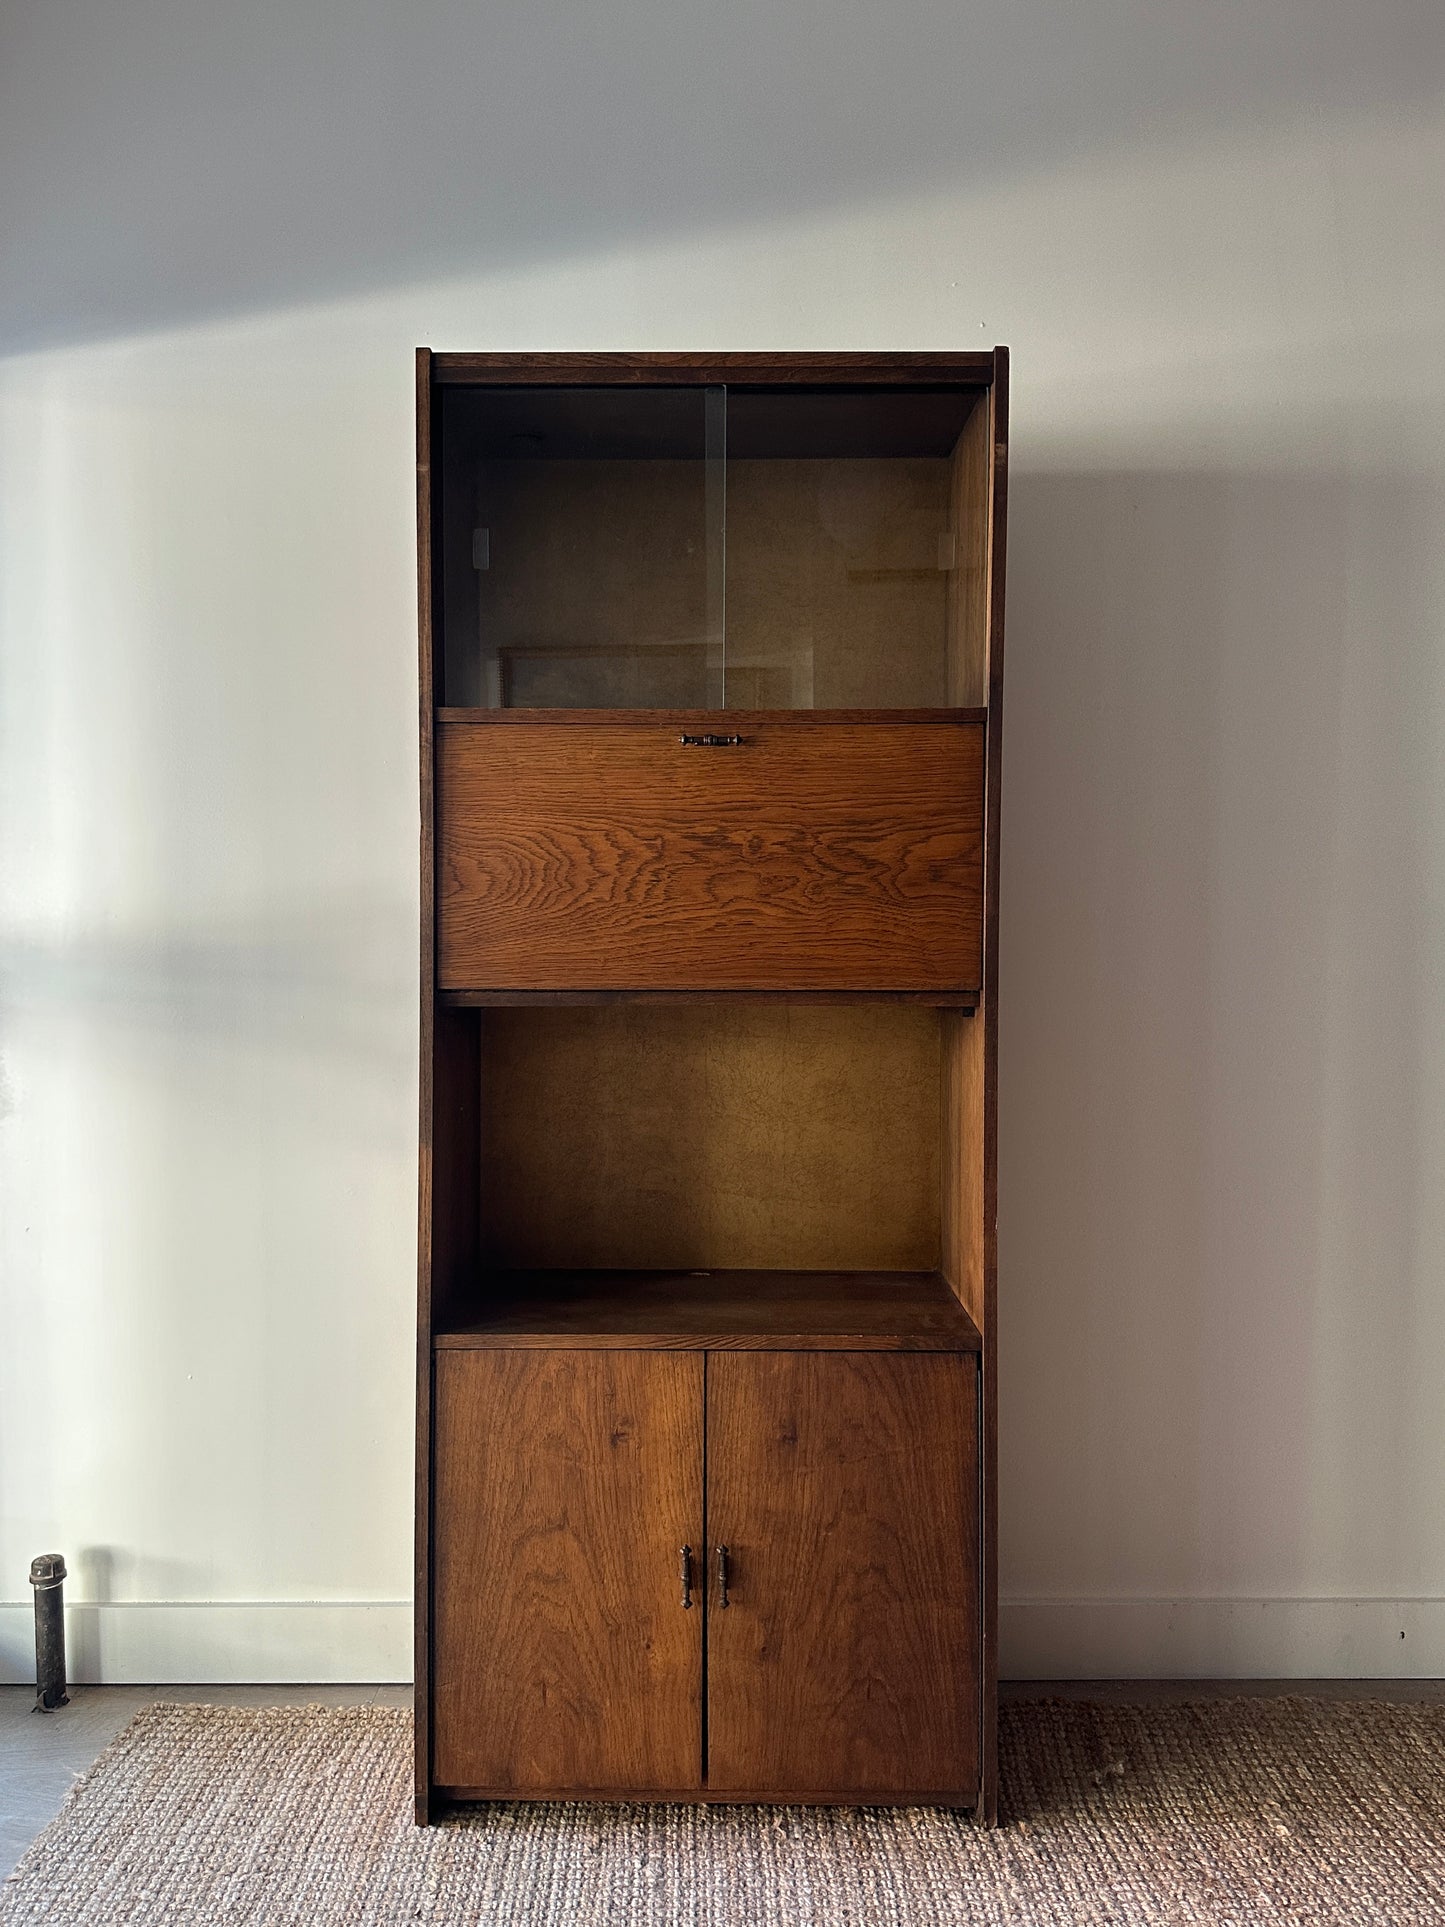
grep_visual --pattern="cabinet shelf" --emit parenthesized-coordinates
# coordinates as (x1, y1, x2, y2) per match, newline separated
(440, 988, 978, 1008)
(434, 1269, 982, 1352)
(435, 706, 989, 726)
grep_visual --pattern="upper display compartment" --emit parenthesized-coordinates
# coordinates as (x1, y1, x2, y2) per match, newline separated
(436, 381, 991, 710)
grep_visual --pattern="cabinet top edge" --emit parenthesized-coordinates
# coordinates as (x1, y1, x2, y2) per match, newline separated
(425, 351, 1003, 388)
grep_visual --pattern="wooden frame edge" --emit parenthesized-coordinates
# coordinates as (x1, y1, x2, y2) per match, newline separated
(435, 1784, 980, 1807)
(435, 706, 989, 727)
(976, 343, 1008, 1827)
(431, 350, 998, 387)
(414, 345, 437, 1827)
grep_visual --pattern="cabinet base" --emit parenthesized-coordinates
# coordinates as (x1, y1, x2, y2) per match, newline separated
(430, 1784, 981, 1812)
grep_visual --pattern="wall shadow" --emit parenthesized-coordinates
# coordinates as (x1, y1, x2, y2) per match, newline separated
(998, 460, 1439, 1614)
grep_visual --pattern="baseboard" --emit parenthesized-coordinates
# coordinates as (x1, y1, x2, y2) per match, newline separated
(0, 1601, 410, 1685)
(1002, 1596, 1445, 1679)
(4, 1595, 1440, 1686)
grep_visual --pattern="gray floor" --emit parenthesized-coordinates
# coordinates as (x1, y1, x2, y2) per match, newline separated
(4, 1680, 1443, 1876)
(0, 1683, 412, 1877)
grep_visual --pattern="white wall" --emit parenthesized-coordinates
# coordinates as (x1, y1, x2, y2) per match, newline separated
(2, 2, 1443, 1680)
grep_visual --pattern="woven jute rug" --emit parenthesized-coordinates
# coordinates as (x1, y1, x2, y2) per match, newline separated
(4, 1699, 1444, 1924)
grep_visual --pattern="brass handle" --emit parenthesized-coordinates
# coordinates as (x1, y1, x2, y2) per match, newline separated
(716, 1544, 730, 1609)
(679, 1545, 693, 1610)
(679, 733, 744, 747)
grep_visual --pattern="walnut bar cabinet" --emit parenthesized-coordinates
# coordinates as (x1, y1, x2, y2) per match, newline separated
(415, 350, 1008, 1822)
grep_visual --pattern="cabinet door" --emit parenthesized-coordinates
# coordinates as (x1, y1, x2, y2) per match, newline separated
(432, 1349, 703, 1794)
(705, 1352, 979, 1800)
(436, 716, 984, 993)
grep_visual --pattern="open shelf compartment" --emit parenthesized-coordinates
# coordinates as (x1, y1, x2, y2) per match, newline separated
(428, 1002, 986, 1352)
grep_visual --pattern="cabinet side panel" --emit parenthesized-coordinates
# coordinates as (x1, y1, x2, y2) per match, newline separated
(941, 1009, 985, 1331)
(941, 352, 1006, 1823)
(418, 351, 485, 1822)
(945, 394, 991, 706)
(978, 347, 1008, 1825)
(415, 347, 437, 1823)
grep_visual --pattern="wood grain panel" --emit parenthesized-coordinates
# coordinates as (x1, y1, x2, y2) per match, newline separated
(480, 1005, 941, 1272)
(432, 1349, 703, 1793)
(437, 717, 983, 991)
(705, 1352, 979, 1799)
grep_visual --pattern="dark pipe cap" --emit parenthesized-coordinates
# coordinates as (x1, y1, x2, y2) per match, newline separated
(29, 1554, 66, 1587)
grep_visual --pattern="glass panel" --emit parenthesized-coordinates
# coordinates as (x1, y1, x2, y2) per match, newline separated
(723, 387, 982, 709)
(439, 386, 723, 708)
(437, 383, 985, 710)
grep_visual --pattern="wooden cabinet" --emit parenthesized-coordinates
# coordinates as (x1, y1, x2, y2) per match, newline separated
(432, 1347, 978, 1803)
(417, 351, 1007, 1822)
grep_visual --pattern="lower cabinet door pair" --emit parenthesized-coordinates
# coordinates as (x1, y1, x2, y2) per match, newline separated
(431, 1348, 980, 1803)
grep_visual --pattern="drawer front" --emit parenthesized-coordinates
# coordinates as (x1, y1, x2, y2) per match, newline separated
(436, 717, 984, 991)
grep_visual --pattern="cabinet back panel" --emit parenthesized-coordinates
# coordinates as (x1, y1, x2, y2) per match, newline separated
(480, 1006, 941, 1271)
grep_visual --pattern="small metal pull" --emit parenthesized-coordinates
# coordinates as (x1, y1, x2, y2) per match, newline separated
(679, 733, 744, 748)
(716, 1544, 730, 1609)
(679, 1545, 693, 1610)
